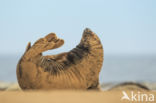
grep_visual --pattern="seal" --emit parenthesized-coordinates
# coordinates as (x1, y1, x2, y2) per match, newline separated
(16, 28, 104, 90)
(109, 82, 149, 91)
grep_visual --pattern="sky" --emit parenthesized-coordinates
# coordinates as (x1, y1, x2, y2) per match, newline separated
(0, 0, 156, 55)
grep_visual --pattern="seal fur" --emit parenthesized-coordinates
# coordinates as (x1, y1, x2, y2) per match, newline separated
(16, 28, 104, 90)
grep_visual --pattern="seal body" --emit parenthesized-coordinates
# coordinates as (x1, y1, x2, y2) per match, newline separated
(17, 28, 104, 90)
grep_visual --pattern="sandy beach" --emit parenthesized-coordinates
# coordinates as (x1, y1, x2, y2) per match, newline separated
(0, 90, 155, 103)
(0, 82, 156, 103)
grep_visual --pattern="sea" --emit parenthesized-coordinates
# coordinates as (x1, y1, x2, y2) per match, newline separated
(0, 54, 156, 83)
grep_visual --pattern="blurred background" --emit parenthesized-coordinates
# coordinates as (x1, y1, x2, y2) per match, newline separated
(0, 0, 156, 84)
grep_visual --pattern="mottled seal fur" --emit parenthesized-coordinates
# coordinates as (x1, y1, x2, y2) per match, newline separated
(16, 28, 104, 90)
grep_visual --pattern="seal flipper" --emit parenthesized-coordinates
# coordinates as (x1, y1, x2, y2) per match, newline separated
(23, 33, 64, 61)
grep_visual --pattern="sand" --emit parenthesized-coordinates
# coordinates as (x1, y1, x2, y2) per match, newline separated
(0, 90, 156, 103)
(0, 82, 156, 103)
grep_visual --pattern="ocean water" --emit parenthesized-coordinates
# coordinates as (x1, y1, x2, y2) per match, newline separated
(100, 54, 156, 83)
(0, 54, 156, 83)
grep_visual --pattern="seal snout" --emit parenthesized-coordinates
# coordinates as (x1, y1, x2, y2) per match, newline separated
(83, 28, 95, 37)
(84, 28, 93, 34)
